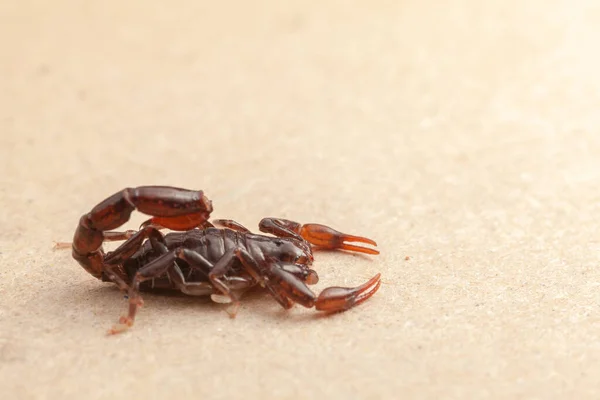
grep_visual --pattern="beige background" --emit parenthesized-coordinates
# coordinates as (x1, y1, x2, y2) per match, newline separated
(2, 0, 600, 398)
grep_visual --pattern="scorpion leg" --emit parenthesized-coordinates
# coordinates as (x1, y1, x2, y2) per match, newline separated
(103, 226, 165, 266)
(259, 218, 379, 255)
(109, 247, 210, 334)
(206, 247, 264, 317)
(212, 219, 251, 233)
(62, 227, 164, 292)
(103, 230, 137, 242)
(53, 230, 137, 249)
(103, 226, 169, 296)
(175, 248, 258, 318)
(110, 247, 262, 333)
(266, 265, 381, 312)
(168, 247, 262, 317)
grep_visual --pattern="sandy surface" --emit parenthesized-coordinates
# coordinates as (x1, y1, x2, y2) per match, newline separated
(2, 0, 600, 398)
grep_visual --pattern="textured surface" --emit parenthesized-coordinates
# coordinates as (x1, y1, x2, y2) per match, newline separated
(2, 0, 600, 398)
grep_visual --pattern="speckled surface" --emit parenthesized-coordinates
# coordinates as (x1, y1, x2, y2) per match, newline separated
(2, 0, 600, 398)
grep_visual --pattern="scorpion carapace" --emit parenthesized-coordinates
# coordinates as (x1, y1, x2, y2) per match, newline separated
(67, 186, 382, 334)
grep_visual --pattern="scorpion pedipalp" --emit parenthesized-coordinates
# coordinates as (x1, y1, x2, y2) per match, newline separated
(259, 218, 379, 255)
(315, 273, 382, 312)
(299, 223, 380, 255)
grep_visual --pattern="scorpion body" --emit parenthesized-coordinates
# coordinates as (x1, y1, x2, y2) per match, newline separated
(66, 186, 381, 334)
(120, 227, 318, 295)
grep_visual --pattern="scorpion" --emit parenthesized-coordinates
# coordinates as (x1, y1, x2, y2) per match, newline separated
(67, 186, 381, 334)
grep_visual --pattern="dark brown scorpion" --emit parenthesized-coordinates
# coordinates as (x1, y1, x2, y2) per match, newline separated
(65, 186, 381, 334)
